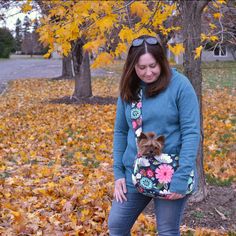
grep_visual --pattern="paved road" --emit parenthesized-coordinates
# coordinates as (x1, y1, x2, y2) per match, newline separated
(0, 58, 62, 94)
(0, 58, 114, 94)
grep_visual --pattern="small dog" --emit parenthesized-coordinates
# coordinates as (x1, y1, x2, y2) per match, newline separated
(137, 132, 165, 157)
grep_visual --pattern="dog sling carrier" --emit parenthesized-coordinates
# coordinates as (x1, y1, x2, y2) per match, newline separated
(131, 89, 195, 198)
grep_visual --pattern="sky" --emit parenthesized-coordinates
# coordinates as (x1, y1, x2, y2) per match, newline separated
(0, 5, 40, 33)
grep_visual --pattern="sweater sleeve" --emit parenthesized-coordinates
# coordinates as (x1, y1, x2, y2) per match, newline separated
(113, 96, 129, 180)
(169, 78, 201, 194)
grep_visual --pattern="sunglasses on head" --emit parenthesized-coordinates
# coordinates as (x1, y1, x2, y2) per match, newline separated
(132, 37, 159, 47)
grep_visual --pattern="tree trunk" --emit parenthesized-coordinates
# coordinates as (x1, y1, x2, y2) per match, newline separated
(72, 40, 92, 98)
(180, 0, 210, 202)
(62, 55, 74, 79)
(52, 55, 74, 80)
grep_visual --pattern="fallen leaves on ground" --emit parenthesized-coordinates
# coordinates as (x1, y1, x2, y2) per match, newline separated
(203, 88, 236, 182)
(0, 78, 235, 235)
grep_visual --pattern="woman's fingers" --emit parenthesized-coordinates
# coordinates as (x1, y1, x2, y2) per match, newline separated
(114, 178, 127, 203)
(121, 179, 127, 194)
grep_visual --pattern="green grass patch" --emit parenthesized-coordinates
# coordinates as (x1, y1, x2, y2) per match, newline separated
(192, 210, 205, 219)
(206, 174, 235, 186)
(202, 61, 236, 89)
(171, 61, 236, 89)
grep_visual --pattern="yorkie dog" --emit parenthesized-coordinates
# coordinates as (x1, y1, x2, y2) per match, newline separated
(137, 132, 165, 157)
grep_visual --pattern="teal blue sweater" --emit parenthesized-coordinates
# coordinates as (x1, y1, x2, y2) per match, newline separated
(113, 68, 201, 194)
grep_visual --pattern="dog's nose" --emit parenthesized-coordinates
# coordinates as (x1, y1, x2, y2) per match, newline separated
(150, 150, 153, 153)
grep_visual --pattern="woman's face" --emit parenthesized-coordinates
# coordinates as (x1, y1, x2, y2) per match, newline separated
(135, 53, 161, 84)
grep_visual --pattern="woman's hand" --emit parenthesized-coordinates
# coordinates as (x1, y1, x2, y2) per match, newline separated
(165, 192, 185, 200)
(113, 178, 127, 203)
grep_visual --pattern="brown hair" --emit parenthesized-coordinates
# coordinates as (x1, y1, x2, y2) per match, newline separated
(120, 35, 171, 103)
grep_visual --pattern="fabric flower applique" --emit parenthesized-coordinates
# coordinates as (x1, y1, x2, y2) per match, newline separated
(155, 164, 174, 184)
(146, 168, 154, 178)
(136, 127, 142, 138)
(131, 108, 141, 119)
(140, 177, 153, 189)
(138, 158, 150, 167)
(136, 173, 142, 179)
(154, 153, 173, 164)
(136, 101, 142, 109)
(132, 121, 138, 129)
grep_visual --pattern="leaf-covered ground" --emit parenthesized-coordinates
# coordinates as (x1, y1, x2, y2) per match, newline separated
(0, 76, 235, 235)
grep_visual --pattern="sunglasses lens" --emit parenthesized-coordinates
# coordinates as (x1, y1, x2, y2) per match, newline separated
(132, 37, 158, 47)
(132, 39, 144, 47)
(146, 37, 158, 45)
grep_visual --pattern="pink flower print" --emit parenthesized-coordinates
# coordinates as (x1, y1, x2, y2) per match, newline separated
(132, 121, 137, 129)
(155, 164, 174, 184)
(146, 169, 154, 178)
(137, 102, 142, 109)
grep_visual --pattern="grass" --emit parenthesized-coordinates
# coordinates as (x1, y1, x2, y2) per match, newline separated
(202, 61, 236, 89)
(206, 174, 235, 187)
(192, 211, 205, 219)
(104, 60, 236, 90)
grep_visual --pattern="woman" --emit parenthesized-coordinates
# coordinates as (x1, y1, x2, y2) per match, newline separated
(108, 35, 200, 235)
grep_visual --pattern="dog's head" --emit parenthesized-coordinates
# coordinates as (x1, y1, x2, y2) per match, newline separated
(137, 132, 165, 156)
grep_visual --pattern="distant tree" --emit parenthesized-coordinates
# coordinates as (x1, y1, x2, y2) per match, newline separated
(21, 34, 33, 55)
(21, 17, 47, 56)
(21, 15, 32, 55)
(0, 27, 15, 58)
(31, 18, 45, 54)
(15, 18, 23, 52)
(21, 16, 33, 56)
(22, 15, 31, 36)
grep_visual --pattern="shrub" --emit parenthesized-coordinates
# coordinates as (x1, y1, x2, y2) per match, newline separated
(0, 27, 15, 58)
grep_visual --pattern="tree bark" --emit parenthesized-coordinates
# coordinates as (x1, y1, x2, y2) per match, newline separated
(180, 0, 210, 202)
(72, 40, 92, 98)
(62, 55, 74, 79)
(52, 55, 74, 80)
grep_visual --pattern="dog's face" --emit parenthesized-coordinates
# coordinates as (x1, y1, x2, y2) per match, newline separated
(137, 132, 165, 156)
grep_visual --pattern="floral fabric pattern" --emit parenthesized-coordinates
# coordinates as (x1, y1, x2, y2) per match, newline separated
(131, 89, 194, 198)
(155, 164, 174, 184)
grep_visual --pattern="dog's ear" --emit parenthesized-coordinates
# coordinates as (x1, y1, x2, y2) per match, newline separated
(156, 135, 165, 145)
(137, 132, 147, 143)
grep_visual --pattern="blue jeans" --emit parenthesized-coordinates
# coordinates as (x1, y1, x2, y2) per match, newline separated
(108, 193, 188, 236)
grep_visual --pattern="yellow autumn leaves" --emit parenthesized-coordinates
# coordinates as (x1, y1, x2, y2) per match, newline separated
(21, 0, 227, 63)
(203, 89, 236, 181)
(0, 79, 115, 235)
(0, 74, 235, 235)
